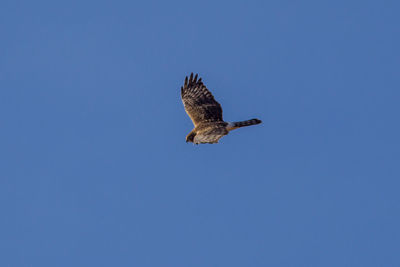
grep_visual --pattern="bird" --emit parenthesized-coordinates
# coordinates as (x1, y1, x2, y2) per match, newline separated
(181, 73, 262, 144)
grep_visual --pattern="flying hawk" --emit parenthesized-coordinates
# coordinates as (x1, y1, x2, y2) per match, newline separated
(181, 73, 261, 144)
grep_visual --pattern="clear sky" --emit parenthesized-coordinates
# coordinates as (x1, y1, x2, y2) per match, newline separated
(1, 0, 399, 266)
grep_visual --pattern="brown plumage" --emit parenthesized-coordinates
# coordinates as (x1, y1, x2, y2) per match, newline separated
(181, 73, 262, 144)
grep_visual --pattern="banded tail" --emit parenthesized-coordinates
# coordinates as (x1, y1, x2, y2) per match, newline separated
(227, 118, 262, 131)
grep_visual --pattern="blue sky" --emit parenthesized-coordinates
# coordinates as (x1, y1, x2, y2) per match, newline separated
(1, 0, 399, 266)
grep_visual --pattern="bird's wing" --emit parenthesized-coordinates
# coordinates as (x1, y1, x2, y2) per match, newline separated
(181, 73, 223, 127)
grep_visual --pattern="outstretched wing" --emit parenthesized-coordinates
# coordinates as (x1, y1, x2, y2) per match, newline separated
(181, 73, 223, 126)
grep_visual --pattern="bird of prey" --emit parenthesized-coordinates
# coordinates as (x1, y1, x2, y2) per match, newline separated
(181, 73, 261, 144)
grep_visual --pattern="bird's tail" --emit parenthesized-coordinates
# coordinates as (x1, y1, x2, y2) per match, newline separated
(227, 119, 262, 131)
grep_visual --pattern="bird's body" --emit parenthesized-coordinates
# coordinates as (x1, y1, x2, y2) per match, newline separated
(181, 73, 261, 144)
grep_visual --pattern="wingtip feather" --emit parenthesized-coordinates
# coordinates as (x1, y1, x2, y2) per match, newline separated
(184, 76, 188, 88)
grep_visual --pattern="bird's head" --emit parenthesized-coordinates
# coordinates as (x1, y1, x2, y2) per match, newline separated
(186, 132, 196, 143)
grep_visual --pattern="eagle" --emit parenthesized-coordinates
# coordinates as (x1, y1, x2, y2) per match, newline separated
(181, 73, 261, 144)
